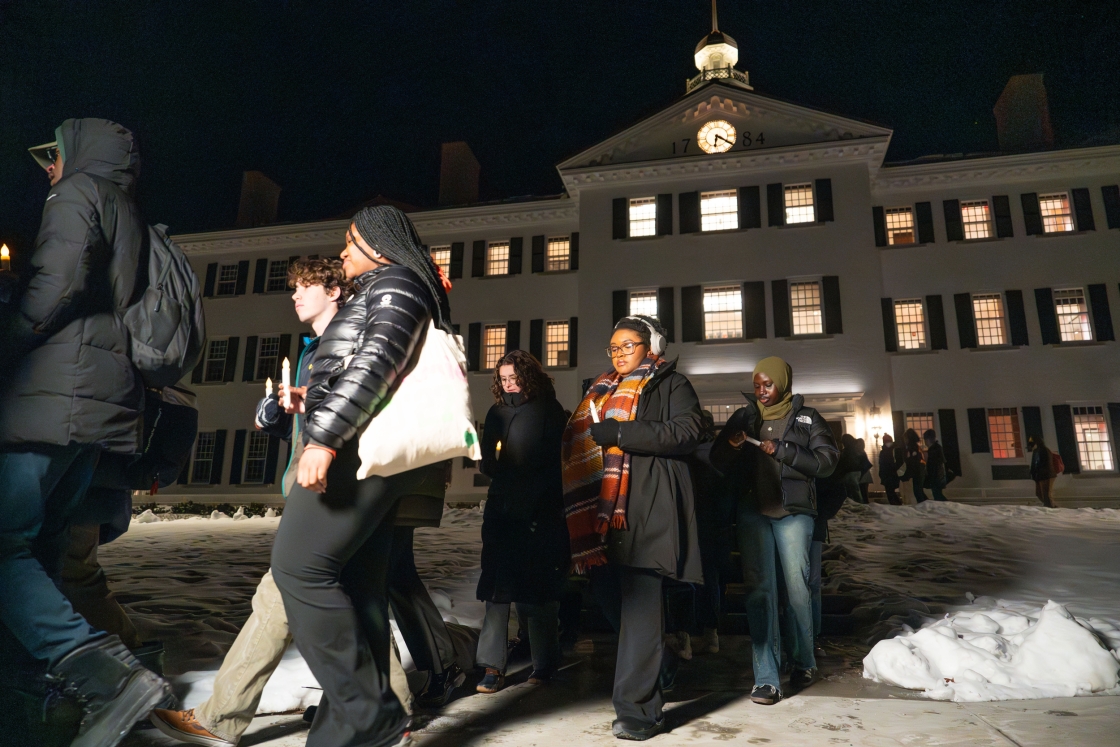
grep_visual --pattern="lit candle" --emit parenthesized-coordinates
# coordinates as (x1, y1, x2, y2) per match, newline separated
(281, 358, 291, 408)
(495, 440, 502, 459)
(0, 245, 9, 272)
(265, 377, 273, 397)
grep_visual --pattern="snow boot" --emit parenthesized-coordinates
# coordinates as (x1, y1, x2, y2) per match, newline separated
(417, 664, 465, 708)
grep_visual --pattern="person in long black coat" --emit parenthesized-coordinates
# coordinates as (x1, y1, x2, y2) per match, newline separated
(475, 350, 570, 692)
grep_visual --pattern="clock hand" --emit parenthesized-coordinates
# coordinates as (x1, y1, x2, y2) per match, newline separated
(714, 133, 733, 145)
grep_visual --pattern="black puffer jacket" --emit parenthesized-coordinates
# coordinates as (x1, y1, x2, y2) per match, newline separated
(1, 119, 145, 453)
(302, 265, 439, 451)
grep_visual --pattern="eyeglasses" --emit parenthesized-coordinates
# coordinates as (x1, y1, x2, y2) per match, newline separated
(44, 146, 60, 164)
(499, 374, 519, 385)
(605, 341, 646, 357)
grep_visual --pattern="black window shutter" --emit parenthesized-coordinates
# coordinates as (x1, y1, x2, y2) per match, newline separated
(772, 279, 791, 337)
(1102, 185, 1120, 229)
(612, 198, 627, 239)
(177, 460, 189, 485)
(742, 281, 766, 339)
(1021, 193, 1043, 235)
(1088, 284, 1114, 341)
(506, 321, 520, 353)
(1109, 404, 1120, 469)
(471, 240, 485, 277)
(1021, 406, 1044, 446)
(568, 317, 579, 367)
(938, 409, 962, 477)
(739, 186, 761, 229)
(570, 232, 580, 270)
(1005, 290, 1029, 346)
(992, 195, 1014, 238)
(508, 237, 523, 275)
(612, 290, 629, 325)
(1071, 188, 1095, 231)
(228, 429, 247, 485)
(210, 430, 228, 485)
(203, 263, 217, 297)
(892, 410, 906, 442)
(234, 260, 250, 295)
(531, 235, 545, 273)
(449, 242, 464, 279)
(191, 358, 204, 384)
(954, 293, 977, 349)
(815, 178, 834, 222)
(822, 276, 843, 334)
(943, 199, 963, 242)
(276, 334, 292, 379)
(253, 259, 268, 293)
(927, 294, 948, 350)
(656, 194, 673, 236)
(264, 435, 281, 484)
(466, 323, 481, 371)
(1034, 288, 1060, 344)
(223, 337, 240, 382)
(657, 287, 675, 342)
(680, 285, 704, 343)
(872, 206, 887, 247)
(916, 202, 935, 244)
(529, 319, 544, 361)
(678, 191, 700, 234)
(767, 183, 784, 227)
(881, 298, 898, 352)
(967, 408, 990, 453)
(242, 336, 259, 381)
(1052, 405, 1080, 474)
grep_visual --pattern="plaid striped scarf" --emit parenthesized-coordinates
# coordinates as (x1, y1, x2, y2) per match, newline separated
(561, 355, 664, 573)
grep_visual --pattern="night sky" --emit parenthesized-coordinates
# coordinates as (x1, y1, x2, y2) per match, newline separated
(1, 0, 1117, 252)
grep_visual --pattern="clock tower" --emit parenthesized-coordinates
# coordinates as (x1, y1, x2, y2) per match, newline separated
(688, 0, 752, 93)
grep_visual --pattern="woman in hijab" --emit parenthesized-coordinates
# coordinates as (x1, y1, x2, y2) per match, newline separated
(710, 356, 838, 705)
(561, 315, 702, 741)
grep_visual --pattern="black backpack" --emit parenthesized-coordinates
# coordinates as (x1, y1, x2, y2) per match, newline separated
(128, 385, 200, 491)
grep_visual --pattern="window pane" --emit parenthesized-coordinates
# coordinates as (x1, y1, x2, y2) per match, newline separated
(628, 290, 658, 319)
(545, 321, 570, 367)
(484, 325, 506, 370)
(987, 408, 1023, 459)
(1054, 288, 1093, 342)
(430, 246, 451, 276)
(702, 403, 738, 426)
(703, 286, 743, 340)
(886, 207, 915, 245)
(486, 242, 509, 276)
(972, 293, 1006, 346)
(961, 200, 992, 240)
(191, 432, 215, 483)
(266, 260, 289, 292)
(790, 281, 823, 335)
(1072, 406, 1115, 471)
(1039, 193, 1074, 233)
(216, 264, 239, 296)
(256, 336, 280, 381)
(784, 184, 815, 224)
(905, 412, 936, 437)
(628, 197, 657, 238)
(894, 299, 927, 350)
(546, 237, 571, 271)
(205, 340, 228, 382)
(243, 431, 270, 484)
(700, 190, 739, 231)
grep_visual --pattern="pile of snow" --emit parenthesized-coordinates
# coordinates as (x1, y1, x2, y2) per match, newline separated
(178, 642, 321, 713)
(134, 509, 159, 523)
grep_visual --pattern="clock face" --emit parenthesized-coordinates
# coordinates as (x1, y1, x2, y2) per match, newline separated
(697, 120, 737, 154)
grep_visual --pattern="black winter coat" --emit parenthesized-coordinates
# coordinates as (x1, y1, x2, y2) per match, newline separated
(711, 394, 839, 516)
(477, 391, 569, 604)
(878, 444, 900, 489)
(1, 119, 145, 453)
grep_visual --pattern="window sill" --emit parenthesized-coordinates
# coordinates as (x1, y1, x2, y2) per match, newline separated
(881, 242, 931, 249)
(778, 221, 825, 230)
(1032, 230, 1087, 238)
(968, 345, 1021, 352)
(208, 294, 242, 300)
(1050, 340, 1106, 348)
(535, 269, 577, 276)
(699, 337, 762, 345)
(473, 274, 517, 280)
(892, 348, 942, 355)
(695, 227, 744, 235)
(781, 333, 835, 341)
(952, 236, 1003, 244)
(617, 235, 667, 242)
(1071, 470, 1119, 479)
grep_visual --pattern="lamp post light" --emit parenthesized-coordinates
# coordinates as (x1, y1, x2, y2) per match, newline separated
(869, 402, 883, 450)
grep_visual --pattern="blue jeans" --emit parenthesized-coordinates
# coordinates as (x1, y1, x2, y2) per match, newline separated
(736, 509, 816, 689)
(0, 447, 104, 666)
(809, 540, 823, 639)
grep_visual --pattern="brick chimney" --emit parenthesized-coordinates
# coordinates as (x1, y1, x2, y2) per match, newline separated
(236, 171, 282, 228)
(993, 74, 1054, 153)
(438, 142, 480, 207)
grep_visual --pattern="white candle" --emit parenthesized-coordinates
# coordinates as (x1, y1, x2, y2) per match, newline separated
(590, 400, 600, 423)
(495, 440, 502, 459)
(281, 358, 291, 408)
(265, 377, 273, 397)
(0, 245, 9, 272)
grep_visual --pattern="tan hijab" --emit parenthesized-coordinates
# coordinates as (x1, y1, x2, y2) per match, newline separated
(754, 356, 794, 421)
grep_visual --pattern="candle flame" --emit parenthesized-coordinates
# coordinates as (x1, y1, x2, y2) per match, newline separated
(0, 245, 9, 258)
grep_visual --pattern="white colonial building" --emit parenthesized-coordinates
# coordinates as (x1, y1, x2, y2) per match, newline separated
(162, 20, 1120, 506)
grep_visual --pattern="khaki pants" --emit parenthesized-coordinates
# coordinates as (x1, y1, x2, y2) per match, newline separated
(59, 523, 142, 649)
(195, 570, 411, 743)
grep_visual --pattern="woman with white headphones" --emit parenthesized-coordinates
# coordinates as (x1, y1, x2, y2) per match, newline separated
(560, 315, 703, 741)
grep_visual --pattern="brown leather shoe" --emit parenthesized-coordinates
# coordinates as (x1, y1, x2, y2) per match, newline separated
(149, 708, 236, 747)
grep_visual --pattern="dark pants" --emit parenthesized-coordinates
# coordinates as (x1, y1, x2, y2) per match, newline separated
(476, 600, 560, 674)
(388, 526, 455, 676)
(926, 476, 947, 502)
(884, 484, 901, 505)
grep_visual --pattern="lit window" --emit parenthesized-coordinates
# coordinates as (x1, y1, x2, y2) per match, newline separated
(790, 281, 823, 335)
(628, 290, 659, 319)
(628, 197, 657, 238)
(430, 246, 451, 276)
(701, 190, 739, 231)
(483, 325, 506, 370)
(905, 412, 936, 437)
(702, 403, 738, 426)
(243, 431, 270, 484)
(546, 237, 570, 272)
(204, 340, 228, 382)
(486, 242, 509, 276)
(1054, 288, 1093, 342)
(266, 260, 289, 292)
(545, 321, 570, 367)
(886, 207, 915, 245)
(972, 293, 1006, 346)
(961, 200, 992, 240)
(216, 264, 239, 296)
(256, 336, 280, 381)
(893, 299, 927, 350)
(191, 432, 216, 483)
(987, 408, 1023, 459)
(784, 184, 815, 224)
(1039, 193, 1074, 233)
(1072, 406, 1115, 471)
(703, 286, 743, 340)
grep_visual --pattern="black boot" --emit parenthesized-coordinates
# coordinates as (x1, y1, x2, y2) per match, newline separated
(51, 635, 175, 747)
(417, 663, 465, 709)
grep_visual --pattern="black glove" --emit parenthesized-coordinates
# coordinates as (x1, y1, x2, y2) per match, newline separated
(589, 419, 621, 447)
